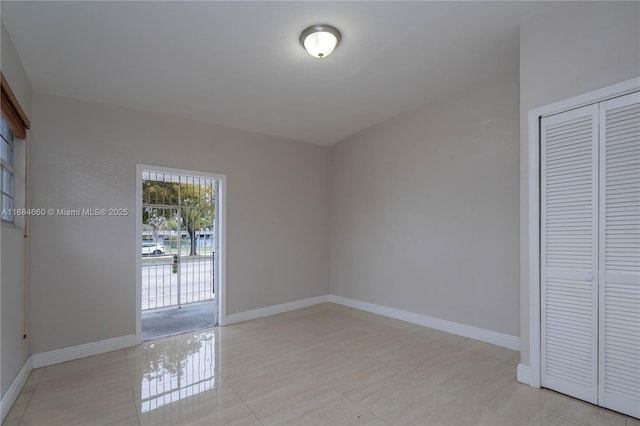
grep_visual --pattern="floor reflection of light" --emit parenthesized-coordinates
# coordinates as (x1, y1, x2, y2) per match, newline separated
(140, 331, 215, 413)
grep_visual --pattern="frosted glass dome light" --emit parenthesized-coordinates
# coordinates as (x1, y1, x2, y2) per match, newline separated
(300, 24, 341, 58)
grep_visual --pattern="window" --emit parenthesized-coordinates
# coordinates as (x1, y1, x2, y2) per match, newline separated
(1, 116, 15, 222)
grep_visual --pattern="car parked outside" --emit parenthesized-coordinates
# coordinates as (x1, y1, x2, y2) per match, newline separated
(142, 241, 165, 256)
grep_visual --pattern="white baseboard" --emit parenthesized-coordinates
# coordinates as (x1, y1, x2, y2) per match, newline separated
(32, 334, 137, 368)
(1, 356, 33, 422)
(328, 295, 520, 351)
(225, 295, 329, 325)
(517, 363, 531, 385)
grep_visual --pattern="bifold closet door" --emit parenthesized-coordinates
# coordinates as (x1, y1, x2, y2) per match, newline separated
(541, 104, 599, 404)
(599, 91, 640, 418)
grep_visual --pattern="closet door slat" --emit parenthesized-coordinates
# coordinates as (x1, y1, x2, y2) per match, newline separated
(599, 91, 640, 419)
(542, 104, 599, 404)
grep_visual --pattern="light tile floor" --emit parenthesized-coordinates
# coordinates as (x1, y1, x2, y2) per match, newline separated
(3, 303, 638, 425)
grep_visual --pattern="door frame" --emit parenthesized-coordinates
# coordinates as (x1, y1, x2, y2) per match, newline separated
(526, 77, 639, 388)
(135, 164, 228, 344)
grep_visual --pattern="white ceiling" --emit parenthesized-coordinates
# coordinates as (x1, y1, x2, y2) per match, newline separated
(2, 1, 551, 145)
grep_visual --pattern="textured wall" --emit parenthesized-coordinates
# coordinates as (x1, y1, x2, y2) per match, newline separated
(1, 19, 32, 399)
(330, 73, 520, 337)
(29, 94, 330, 353)
(519, 1, 640, 367)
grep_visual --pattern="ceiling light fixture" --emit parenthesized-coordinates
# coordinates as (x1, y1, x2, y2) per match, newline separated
(300, 24, 341, 59)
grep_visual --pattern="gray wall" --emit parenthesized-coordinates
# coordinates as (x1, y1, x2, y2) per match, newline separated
(518, 1, 640, 366)
(0, 21, 31, 116)
(5, 0, 639, 380)
(29, 94, 330, 354)
(0, 20, 32, 398)
(329, 73, 520, 337)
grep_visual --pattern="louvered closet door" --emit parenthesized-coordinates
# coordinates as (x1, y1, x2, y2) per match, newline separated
(541, 104, 599, 404)
(599, 91, 640, 418)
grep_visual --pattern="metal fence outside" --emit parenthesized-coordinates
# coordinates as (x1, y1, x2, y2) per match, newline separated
(141, 171, 216, 311)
